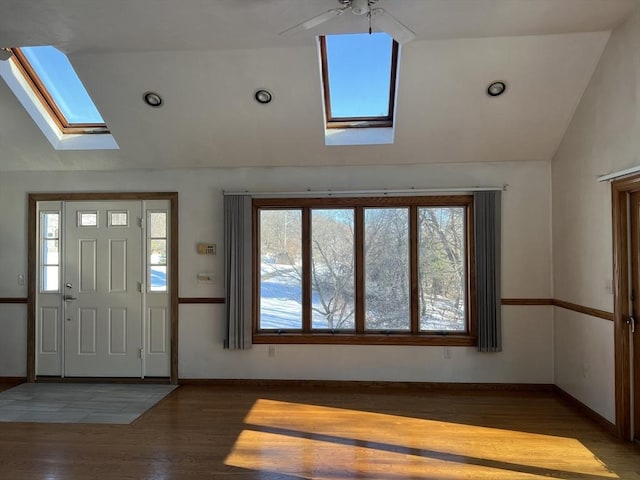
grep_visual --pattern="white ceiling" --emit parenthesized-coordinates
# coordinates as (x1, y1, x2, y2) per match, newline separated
(0, 0, 636, 171)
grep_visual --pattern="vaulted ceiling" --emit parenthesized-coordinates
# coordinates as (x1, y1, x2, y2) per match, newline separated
(0, 0, 636, 171)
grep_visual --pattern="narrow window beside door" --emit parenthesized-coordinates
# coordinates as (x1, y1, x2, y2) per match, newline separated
(148, 211, 168, 292)
(40, 211, 60, 292)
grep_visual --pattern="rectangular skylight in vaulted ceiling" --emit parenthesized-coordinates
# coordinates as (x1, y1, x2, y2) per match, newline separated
(321, 32, 398, 128)
(16, 46, 107, 128)
(1, 45, 118, 149)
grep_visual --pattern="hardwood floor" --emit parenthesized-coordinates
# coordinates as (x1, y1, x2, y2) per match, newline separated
(0, 383, 638, 479)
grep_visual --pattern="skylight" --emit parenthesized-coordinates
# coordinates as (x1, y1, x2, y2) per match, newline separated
(320, 32, 398, 129)
(11, 46, 108, 133)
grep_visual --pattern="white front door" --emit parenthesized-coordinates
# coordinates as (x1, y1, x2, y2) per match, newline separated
(35, 198, 171, 379)
(63, 201, 143, 377)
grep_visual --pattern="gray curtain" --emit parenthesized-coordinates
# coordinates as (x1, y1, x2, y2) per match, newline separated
(474, 191, 502, 352)
(224, 195, 253, 349)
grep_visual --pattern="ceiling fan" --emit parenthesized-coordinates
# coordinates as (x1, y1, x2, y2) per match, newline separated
(279, 0, 416, 44)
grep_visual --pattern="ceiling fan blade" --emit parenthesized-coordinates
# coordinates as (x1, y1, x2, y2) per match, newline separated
(371, 8, 416, 44)
(279, 8, 347, 37)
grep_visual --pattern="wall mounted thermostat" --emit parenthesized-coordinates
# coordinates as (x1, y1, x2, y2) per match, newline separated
(197, 243, 216, 255)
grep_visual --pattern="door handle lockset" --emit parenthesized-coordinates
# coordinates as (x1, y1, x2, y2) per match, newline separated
(63, 295, 77, 301)
(626, 315, 636, 333)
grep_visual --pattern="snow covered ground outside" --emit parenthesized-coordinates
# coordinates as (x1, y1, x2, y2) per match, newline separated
(259, 263, 465, 331)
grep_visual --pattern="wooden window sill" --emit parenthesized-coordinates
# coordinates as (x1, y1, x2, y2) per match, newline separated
(252, 333, 477, 346)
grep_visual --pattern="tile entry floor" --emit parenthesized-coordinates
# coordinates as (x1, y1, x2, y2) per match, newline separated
(0, 383, 177, 424)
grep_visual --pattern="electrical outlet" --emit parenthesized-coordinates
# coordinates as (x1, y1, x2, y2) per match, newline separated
(197, 272, 216, 285)
(17, 274, 25, 286)
(444, 347, 452, 359)
(268, 345, 276, 358)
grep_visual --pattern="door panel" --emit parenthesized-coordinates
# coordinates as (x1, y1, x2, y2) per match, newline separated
(40, 307, 59, 354)
(64, 201, 143, 377)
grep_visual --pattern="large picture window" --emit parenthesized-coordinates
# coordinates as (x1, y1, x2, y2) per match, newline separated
(253, 196, 475, 346)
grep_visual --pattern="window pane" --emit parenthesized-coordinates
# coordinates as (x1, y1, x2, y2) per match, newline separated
(150, 266, 167, 292)
(42, 266, 59, 292)
(364, 208, 410, 330)
(419, 208, 466, 331)
(325, 33, 394, 118)
(109, 211, 128, 227)
(150, 239, 167, 266)
(311, 209, 355, 330)
(78, 211, 98, 227)
(42, 239, 59, 265)
(259, 210, 302, 330)
(149, 212, 167, 238)
(42, 213, 59, 239)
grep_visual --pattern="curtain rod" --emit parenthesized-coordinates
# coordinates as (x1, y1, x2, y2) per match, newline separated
(597, 165, 640, 182)
(223, 186, 507, 197)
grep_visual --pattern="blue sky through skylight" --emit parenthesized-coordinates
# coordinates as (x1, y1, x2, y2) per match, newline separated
(21, 46, 105, 124)
(325, 32, 393, 119)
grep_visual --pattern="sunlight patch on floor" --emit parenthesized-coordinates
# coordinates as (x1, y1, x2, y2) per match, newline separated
(224, 398, 618, 480)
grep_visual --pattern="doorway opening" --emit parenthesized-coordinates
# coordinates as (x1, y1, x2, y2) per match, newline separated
(27, 193, 178, 384)
(611, 176, 639, 442)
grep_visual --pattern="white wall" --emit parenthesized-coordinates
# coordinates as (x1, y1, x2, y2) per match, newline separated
(0, 161, 553, 383)
(551, 3, 640, 423)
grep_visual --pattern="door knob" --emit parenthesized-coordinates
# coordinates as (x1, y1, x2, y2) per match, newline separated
(627, 316, 636, 333)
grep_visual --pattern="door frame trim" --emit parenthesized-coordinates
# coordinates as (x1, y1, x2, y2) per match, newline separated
(27, 192, 179, 384)
(611, 175, 640, 440)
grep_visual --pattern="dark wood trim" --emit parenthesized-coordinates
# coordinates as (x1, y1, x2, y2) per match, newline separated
(178, 378, 554, 392)
(252, 203, 260, 337)
(10, 48, 109, 134)
(178, 297, 225, 304)
(552, 299, 614, 321)
(554, 385, 618, 438)
(410, 205, 419, 333)
(35, 376, 171, 384)
(302, 208, 311, 333)
(501, 298, 554, 306)
(612, 175, 635, 441)
(29, 192, 175, 202)
(253, 333, 477, 346)
(169, 193, 179, 385)
(27, 195, 37, 383)
(501, 298, 614, 322)
(254, 196, 473, 208)
(0, 377, 26, 385)
(355, 206, 365, 334)
(0, 297, 28, 304)
(467, 201, 477, 338)
(27, 193, 179, 385)
(319, 36, 332, 122)
(318, 37, 399, 129)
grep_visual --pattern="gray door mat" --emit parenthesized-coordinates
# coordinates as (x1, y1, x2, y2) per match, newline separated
(0, 383, 177, 424)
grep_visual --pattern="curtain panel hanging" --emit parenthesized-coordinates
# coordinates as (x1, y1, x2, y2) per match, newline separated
(474, 191, 502, 352)
(224, 195, 253, 349)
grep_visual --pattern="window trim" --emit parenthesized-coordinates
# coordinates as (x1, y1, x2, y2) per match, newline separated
(10, 48, 109, 135)
(253, 196, 476, 346)
(319, 35, 400, 129)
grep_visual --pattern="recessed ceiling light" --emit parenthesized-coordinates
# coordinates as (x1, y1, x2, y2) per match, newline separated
(487, 81, 507, 97)
(254, 89, 272, 104)
(143, 91, 163, 107)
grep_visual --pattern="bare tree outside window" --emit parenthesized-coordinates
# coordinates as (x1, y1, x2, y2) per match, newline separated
(255, 197, 472, 342)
